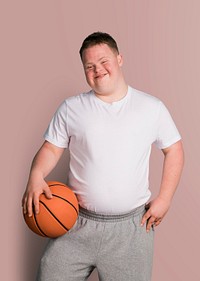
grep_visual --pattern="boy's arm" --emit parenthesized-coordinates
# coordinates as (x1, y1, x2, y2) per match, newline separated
(141, 140, 184, 232)
(22, 140, 65, 217)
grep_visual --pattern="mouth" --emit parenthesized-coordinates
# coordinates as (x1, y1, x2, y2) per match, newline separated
(95, 73, 108, 79)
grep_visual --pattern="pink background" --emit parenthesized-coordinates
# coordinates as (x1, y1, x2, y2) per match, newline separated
(1, 1, 200, 280)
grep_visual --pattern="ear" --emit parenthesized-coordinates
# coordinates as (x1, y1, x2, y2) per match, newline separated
(117, 54, 123, 66)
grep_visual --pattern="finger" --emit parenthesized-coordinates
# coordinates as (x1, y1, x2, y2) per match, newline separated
(22, 195, 27, 214)
(44, 187, 53, 199)
(154, 221, 160, 227)
(27, 196, 33, 217)
(21, 194, 25, 207)
(154, 218, 162, 227)
(141, 210, 151, 226)
(146, 216, 156, 232)
(33, 193, 41, 215)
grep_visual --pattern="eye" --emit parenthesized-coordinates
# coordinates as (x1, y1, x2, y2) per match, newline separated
(85, 65, 93, 70)
(102, 60, 108, 64)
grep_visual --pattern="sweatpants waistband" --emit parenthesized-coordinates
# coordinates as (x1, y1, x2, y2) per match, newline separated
(79, 204, 146, 222)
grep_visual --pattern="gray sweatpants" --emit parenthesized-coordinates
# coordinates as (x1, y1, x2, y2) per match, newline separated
(37, 204, 154, 281)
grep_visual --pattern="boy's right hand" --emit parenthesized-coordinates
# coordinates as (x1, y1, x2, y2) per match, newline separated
(22, 178, 52, 217)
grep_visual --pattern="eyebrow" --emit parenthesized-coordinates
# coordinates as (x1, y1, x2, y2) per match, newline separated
(84, 56, 109, 66)
(99, 56, 109, 61)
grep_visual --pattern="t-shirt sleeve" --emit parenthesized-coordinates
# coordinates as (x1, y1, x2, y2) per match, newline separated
(44, 101, 69, 148)
(154, 101, 181, 149)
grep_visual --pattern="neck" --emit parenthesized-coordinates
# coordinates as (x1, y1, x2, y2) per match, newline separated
(94, 82, 128, 104)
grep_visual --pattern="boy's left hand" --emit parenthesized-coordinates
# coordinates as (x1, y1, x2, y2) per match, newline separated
(141, 197, 171, 232)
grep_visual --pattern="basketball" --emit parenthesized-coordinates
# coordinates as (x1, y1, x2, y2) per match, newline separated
(23, 181, 79, 238)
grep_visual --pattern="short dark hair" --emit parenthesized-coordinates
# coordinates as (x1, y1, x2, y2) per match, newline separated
(79, 32, 119, 60)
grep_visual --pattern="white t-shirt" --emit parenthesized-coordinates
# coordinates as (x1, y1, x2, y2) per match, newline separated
(44, 86, 181, 213)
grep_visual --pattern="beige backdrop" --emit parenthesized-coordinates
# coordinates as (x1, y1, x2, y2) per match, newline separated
(1, 1, 200, 280)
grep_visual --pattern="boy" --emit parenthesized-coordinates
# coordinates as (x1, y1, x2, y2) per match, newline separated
(22, 32, 184, 281)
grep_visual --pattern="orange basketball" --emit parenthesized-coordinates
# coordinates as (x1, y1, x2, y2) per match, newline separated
(23, 181, 79, 238)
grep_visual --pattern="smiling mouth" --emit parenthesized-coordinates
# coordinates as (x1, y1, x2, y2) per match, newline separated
(95, 73, 108, 79)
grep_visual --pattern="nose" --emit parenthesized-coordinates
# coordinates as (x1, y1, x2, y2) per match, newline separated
(94, 64, 102, 73)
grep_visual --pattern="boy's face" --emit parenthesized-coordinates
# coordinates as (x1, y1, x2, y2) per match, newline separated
(81, 43, 123, 95)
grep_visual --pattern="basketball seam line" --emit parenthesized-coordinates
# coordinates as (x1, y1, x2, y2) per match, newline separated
(39, 201, 69, 232)
(33, 211, 47, 237)
(48, 184, 78, 214)
(52, 194, 78, 215)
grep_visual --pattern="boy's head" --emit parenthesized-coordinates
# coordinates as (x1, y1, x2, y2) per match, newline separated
(79, 32, 119, 60)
